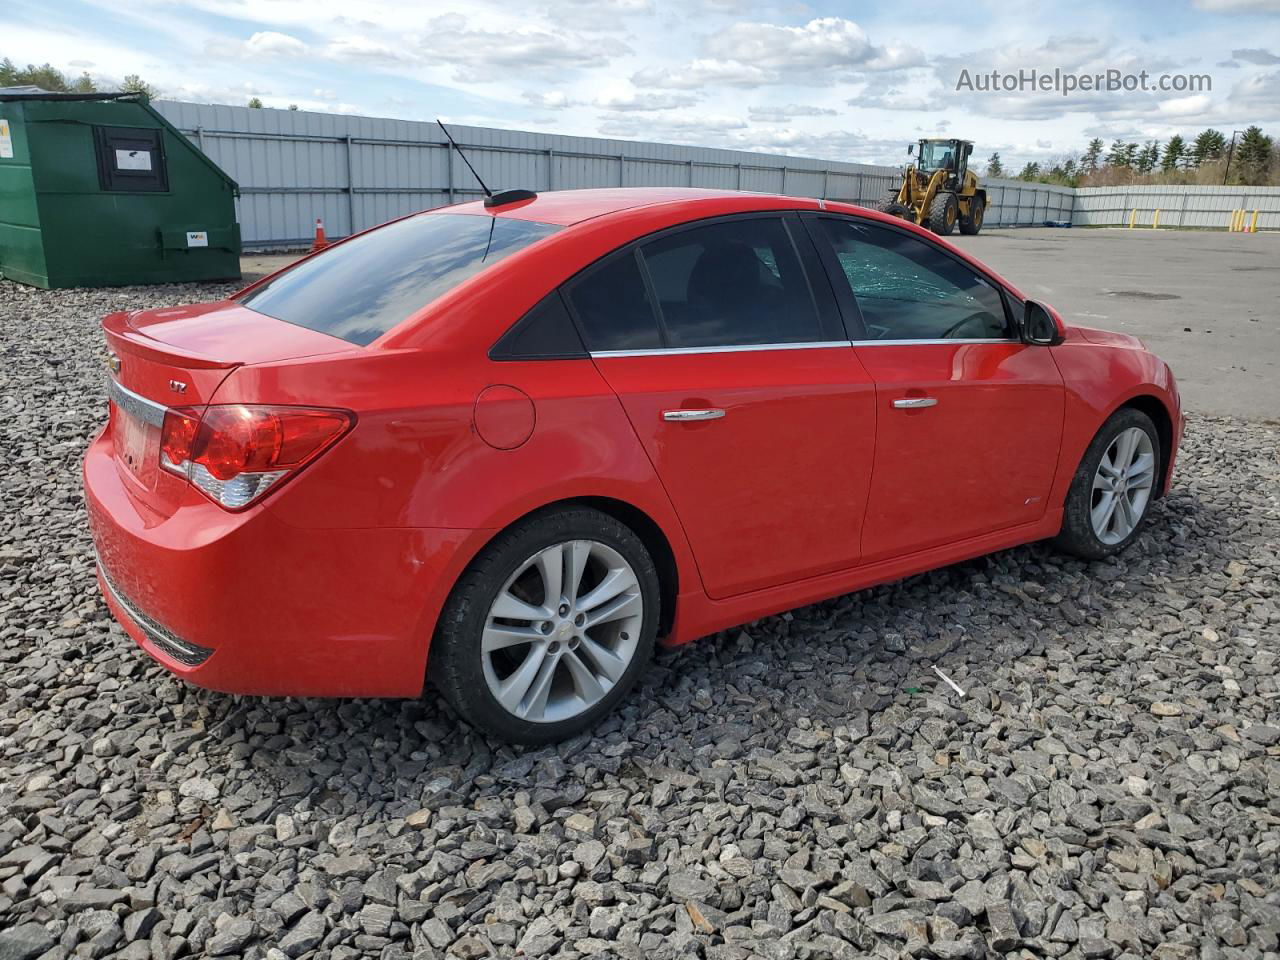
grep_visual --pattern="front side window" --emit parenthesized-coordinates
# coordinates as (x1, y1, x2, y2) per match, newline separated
(818, 219, 1009, 341)
(639, 217, 823, 348)
(240, 213, 560, 346)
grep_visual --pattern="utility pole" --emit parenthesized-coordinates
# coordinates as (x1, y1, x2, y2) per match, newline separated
(1222, 129, 1245, 185)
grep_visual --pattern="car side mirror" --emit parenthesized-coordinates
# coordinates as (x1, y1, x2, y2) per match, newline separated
(1023, 300, 1064, 346)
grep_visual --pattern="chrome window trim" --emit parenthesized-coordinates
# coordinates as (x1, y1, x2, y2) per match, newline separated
(855, 338, 1021, 347)
(591, 340, 852, 358)
(590, 337, 1019, 358)
(107, 377, 168, 428)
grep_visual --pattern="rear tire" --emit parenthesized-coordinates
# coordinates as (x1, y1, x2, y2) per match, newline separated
(429, 507, 660, 744)
(959, 196, 985, 235)
(928, 192, 958, 236)
(1053, 408, 1161, 561)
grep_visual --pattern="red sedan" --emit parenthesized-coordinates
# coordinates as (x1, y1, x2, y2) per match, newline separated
(85, 188, 1183, 743)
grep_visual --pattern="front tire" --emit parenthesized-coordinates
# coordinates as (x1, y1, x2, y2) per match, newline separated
(1053, 408, 1160, 560)
(928, 192, 958, 236)
(429, 508, 660, 744)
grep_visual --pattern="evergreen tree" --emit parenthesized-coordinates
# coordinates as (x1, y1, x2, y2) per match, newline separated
(248, 97, 264, 108)
(120, 74, 159, 102)
(1106, 139, 1131, 168)
(1082, 138, 1104, 173)
(1161, 135, 1185, 172)
(1234, 125, 1274, 185)
(0, 60, 76, 91)
(986, 152, 1004, 177)
(1018, 161, 1041, 181)
(1191, 129, 1226, 166)
(1136, 141, 1160, 174)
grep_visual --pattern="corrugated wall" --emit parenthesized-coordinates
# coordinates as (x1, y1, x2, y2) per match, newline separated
(154, 100, 1084, 248)
(1073, 185, 1280, 229)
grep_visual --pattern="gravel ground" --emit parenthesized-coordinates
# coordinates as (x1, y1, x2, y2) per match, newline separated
(2, 279, 1279, 960)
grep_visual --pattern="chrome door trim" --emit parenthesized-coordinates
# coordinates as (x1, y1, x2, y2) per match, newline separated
(590, 340, 852, 359)
(107, 377, 168, 428)
(590, 338, 1019, 358)
(856, 338, 1020, 347)
(892, 397, 939, 409)
(662, 408, 726, 422)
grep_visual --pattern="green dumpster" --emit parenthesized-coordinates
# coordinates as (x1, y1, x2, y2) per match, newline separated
(0, 89, 241, 288)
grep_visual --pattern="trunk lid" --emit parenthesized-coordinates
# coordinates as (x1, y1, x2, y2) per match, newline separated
(101, 301, 357, 515)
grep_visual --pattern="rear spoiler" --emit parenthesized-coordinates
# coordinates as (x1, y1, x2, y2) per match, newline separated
(102, 311, 240, 371)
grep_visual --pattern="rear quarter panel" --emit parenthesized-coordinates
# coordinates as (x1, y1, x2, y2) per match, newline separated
(211, 348, 699, 576)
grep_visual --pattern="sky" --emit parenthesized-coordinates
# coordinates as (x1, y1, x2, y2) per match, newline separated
(6, 0, 1280, 168)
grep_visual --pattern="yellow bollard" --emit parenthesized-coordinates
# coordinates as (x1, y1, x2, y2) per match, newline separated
(1153, 209, 1161, 229)
(1229, 209, 1240, 232)
(1129, 208, 1137, 228)
(1251, 209, 1260, 233)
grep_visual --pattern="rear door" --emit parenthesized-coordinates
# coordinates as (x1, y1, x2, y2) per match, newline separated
(566, 213, 877, 600)
(806, 215, 1064, 561)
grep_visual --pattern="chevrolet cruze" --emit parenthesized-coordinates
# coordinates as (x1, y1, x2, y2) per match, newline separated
(85, 188, 1183, 743)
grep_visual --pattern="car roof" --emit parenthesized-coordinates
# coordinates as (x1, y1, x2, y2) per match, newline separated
(440, 187, 812, 226)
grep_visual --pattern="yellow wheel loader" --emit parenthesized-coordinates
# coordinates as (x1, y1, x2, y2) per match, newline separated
(875, 138, 986, 237)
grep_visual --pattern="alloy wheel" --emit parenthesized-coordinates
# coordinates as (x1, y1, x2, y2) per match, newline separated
(481, 539, 643, 724)
(1090, 427, 1155, 544)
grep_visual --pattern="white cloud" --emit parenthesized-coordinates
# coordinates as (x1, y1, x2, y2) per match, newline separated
(1232, 48, 1280, 64)
(704, 17, 923, 72)
(1193, 0, 1280, 11)
(748, 103, 838, 122)
(597, 90, 701, 111)
(633, 58, 774, 89)
(211, 30, 308, 58)
(1228, 69, 1280, 113)
(524, 90, 579, 110)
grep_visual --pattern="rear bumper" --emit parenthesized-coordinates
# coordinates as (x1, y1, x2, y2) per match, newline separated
(84, 426, 484, 697)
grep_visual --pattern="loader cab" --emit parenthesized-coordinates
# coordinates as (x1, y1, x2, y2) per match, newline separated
(917, 138, 973, 183)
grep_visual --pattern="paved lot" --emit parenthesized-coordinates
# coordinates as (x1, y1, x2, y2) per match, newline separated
(0, 259, 1278, 959)
(243, 227, 1280, 421)
(948, 228, 1280, 421)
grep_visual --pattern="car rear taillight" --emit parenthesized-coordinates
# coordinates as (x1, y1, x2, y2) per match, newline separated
(160, 405, 353, 509)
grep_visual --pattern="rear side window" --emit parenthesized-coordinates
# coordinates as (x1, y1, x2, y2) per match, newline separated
(564, 251, 662, 352)
(240, 214, 560, 346)
(818, 219, 1009, 341)
(639, 217, 823, 348)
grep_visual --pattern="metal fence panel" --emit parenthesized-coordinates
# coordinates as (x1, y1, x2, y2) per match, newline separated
(1073, 185, 1280, 230)
(156, 100, 1085, 248)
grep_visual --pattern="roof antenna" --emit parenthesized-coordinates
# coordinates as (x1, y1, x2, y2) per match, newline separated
(437, 118, 537, 209)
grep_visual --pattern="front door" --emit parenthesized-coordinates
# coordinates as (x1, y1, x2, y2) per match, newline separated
(564, 214, 877, 599)
(808, 215, 1065, 561)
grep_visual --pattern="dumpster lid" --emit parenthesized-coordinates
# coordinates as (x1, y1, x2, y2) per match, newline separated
(0, 86, 142, 102)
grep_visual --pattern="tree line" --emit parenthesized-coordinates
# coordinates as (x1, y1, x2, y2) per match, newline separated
(1, 58, 160, 101)
(0, 58, 290, 109)
(984, 127, 1278, 187)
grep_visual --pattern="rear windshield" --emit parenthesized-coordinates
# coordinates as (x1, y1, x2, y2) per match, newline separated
(239, 213, 561, 345)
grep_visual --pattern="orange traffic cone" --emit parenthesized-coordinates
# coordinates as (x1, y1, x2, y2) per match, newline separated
(311, 218, 328, 252)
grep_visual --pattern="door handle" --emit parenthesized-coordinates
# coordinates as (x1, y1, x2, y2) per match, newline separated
(893, 397, 938, 409)
(662, 408, 725, 422)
